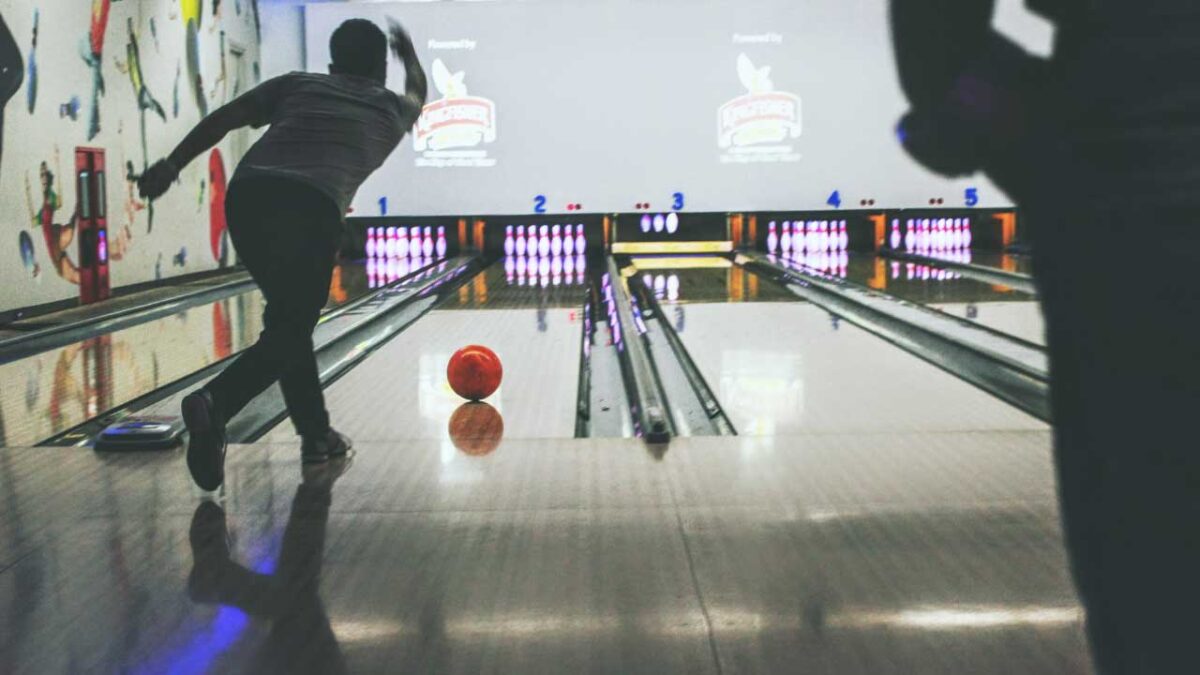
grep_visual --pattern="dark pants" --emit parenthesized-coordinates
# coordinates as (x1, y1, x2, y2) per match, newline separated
(1034, 203, 1200, 674)
(206, 175, 341, 438)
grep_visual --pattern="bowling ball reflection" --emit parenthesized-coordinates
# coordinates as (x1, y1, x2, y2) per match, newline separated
(448, 402, 504, 457)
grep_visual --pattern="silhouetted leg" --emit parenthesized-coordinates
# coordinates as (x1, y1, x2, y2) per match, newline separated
(205, 177, 340, 432)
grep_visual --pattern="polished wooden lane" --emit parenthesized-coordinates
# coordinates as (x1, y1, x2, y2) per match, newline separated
(0, 429, 1090, 673)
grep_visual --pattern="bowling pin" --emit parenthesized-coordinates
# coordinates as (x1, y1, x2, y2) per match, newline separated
(504, 225, 515, 256)
(766, 221, 779, 253)
(780, 221, 792, 254)
(641, 214, 652, 233)
(516, 225, 527, 256)
(395, 227, 408, 259)
(653, 214, 665, 233)
(667, 274, 680, 301)
(538, 225, 550, 257)
(890, 219, 901, 249)
(838, 220, 849, 250)
(665, 212, 679, 234)
(436, 226, 447, 258)
(963, 218, 972, 248)
(904, 218, 915, 252)
(384, 227, 397, 257)
(409, 227, 421, 258)
(551, 224, 563, 256)
(366, 228, 377, 258)
(422, 226, 434, 257)
(575, 225, 586, 253)
(564, 223, 576, 255)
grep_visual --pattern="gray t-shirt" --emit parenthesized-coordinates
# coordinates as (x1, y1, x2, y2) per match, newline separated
(233, 72, 421, 217)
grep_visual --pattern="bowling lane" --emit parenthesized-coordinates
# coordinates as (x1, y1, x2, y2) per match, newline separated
(265, 258, 589, 443)
(0, 260, 374, 448)
(967, 251, 1035, 276)
(631, 258, 1045, 436)
(836, 252, 1045, 346)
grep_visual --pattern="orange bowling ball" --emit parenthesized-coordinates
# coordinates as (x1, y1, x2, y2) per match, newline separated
(447, 345, 503, 401)
(448, 402, 505, 456)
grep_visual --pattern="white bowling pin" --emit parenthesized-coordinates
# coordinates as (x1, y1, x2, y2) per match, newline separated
(504, 225, 515, 256)
(766, 221, 779, 253)
(436, 227, 447, 258)
(551, 224, 563, 256)
(538, 225, 550, 257)
(575, 225, 586, 253)
(516, 225, 527, 256)
(780, 221, 792, 254)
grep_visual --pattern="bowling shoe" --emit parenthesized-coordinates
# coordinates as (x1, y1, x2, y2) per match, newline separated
(182, 389, 228, 491)
(300, 428, 354, 464)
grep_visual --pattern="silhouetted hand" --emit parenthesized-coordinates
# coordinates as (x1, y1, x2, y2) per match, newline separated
(137, 158, 179, 200)
(386, 18, 415, 59)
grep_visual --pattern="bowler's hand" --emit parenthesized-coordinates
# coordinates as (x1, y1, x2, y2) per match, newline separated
(137, 159, 179, 200)
(386, 18, 415, 57)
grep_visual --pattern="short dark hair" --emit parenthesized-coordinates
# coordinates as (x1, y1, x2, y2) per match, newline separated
(330, 19, 386, 79)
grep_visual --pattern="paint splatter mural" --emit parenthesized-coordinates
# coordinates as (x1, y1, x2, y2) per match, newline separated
(119, 17, 165, 233)
(208, 148, 228, 265)
(81, 0, 113, 141)
(25, 9, 36, 113)
(22, 148, 79, 284)
(182, 0, 207, 117)
(0, 13, 25, 182)
(1, 0, 263, 315)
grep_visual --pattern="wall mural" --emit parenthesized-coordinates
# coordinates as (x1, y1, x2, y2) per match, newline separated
(0, 1, 262, 314)
(82, 0, 113, 140)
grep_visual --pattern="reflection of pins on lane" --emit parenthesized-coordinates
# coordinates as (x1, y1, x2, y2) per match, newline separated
(504, 225, 515, 255)
(575, 225, 586, 253)
(576, 253, 586, 284)
(516, 225, 527, 256)
(665, 212, 679, 234)
(517, 255, 528, 277)
(551, 255, 563, 278)
(505, 255, 515, 280)
(551, 224, 563, 256)
(652, 213, 665, 233)
(539, 256, 550, 277)
(538, 225, 550, 256)
(766, 221, 778, 253)
(564, 255, 575, 276)
(640, 214, 652, 233)
(436, 226, 447, 257)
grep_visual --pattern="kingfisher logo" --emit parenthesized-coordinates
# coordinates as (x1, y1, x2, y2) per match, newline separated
(414, 59, 497, 167)
(718, 54, 802, 163)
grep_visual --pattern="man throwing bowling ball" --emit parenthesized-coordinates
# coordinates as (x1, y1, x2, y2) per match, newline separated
(139, 18, 427, 490)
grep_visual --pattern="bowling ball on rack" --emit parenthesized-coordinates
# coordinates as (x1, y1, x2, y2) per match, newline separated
(448, 402, 505, 456)
(447, 345, 503, 401)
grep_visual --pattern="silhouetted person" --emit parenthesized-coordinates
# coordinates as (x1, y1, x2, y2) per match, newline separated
(187, 457, 352, 673)
(139, 19, 427, 490)
(891, 2, 1200, 672)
